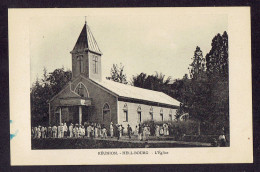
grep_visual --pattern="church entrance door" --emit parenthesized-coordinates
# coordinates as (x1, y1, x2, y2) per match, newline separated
(82, 106, 90, 124)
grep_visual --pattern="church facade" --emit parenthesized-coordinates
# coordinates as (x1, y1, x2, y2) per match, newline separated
(49, 22, 180, 130)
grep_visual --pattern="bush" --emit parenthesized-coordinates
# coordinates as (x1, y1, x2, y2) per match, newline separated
(141, 119, 199, 137)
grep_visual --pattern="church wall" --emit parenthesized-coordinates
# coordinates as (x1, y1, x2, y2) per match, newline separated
(71, 52, 89, 80)
(72, 78, 117, 127)
(49, 78, 118, 127)
(118, 101, 177, 133)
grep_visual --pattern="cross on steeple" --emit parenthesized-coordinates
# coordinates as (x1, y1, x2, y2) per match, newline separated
(93, 56, 98, 73)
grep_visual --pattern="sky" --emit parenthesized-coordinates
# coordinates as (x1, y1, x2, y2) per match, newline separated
(29, 9, 227, 86)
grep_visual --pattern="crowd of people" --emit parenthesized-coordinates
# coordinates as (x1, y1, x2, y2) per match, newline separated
(31, 122, 172, 141)
(32, 122, 108, 139)
(32, 121, 227, 146)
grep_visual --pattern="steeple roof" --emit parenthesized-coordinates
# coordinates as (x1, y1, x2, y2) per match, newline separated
(72, 23, 102, 55)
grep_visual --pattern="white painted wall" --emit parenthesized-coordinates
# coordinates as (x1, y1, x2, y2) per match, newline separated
(118, 101, 178, 133)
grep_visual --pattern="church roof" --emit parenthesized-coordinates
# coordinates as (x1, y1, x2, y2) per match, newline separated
(72, 23, 102, 55)
(93, 79, 180, 107)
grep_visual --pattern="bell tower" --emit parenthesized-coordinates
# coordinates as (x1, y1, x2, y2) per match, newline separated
(70, 22, 102, 81)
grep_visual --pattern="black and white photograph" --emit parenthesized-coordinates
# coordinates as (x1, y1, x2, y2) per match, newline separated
(9, 8, 252, 165)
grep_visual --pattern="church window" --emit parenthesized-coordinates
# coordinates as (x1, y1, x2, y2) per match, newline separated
(103, 103, 110, 121)
(160, 108, 163, 121)
(137, 105, 142, 122)
(149, 106, 153, 120)
(75, 83, 88, 98)
(123, 103, 128, 122)
(77, 55, 84, 73)
(169, 109, 173, 121)
(76, 83, 84, 97)
(93, 56, 98, 74)
(123, 111, 128, 122)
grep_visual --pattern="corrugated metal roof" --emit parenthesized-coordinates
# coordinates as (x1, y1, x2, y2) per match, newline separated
(94, 79, 180, 107)
(72, 23, 102, 55)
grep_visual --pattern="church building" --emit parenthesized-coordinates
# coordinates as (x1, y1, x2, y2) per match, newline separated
(49, 22, 180, 130)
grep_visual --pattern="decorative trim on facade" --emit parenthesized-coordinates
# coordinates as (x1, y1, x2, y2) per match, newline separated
(123, 103, 128, 110)
(149, 106, 153, 113)
(74, 82, 90, 98)
(137, 105, 142, 112)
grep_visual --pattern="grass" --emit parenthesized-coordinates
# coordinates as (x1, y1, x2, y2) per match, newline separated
(31, 137, 211, 149)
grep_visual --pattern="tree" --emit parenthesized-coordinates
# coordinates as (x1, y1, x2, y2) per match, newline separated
(106, 63, 128, 84)
(131, 72, 147, 88)
(206, 31, 228, 80)
(131, 72, 171, 94)
(175, 103, 186, 121)
(189, 46, 206, 79)
(31, 67, 72, 126)
(174, 46, 210, 135)
(205, 31, 229, 133)
(46, 67, 72, 96)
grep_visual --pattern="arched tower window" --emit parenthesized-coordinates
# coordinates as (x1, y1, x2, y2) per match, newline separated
(123, 103, 128, 122)
(75, 83, 88, 98)
(137, 105, 142, 123)
(77, 55, 84, 73)
(160, 108, 163, 121)
(103, 103, 110, 121)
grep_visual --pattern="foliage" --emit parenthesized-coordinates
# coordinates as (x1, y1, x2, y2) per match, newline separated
(141, 119, 199, 136)
(170, 32, 229, 135)
(175, 103, 187, 121)
(206, 31, 228, 80)
(31, 67, 72, 126)
(106, 63, 128, 84)
(131, 71, 171, 93)
(178, 46, 211, 123)
(46, 67, 72, 96)
(205, 32, 229, 133)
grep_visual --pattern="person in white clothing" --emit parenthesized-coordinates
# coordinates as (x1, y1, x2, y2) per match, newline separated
(142, 125, 147, 141)
(78, 125, 82, 138)
(94, 124, 98, 138)
(63, 123, 68, 138)
(102, 127, 107, 139)
(118, 125, 122, 138)
(155, 125, 160, 138)
(60, 123, 64, 138)
(87, 125, 91, 138)
(34, 127, 38, 138)
(69, 123, 73, 138)
(110, 122, 114, 137)
(81, 126, 85, 137)
(163, 123, 167, 136)
(134, 125, 138, 136)
(75, 124, 79, 138)
(37, 126, 41, 139)
(41, 126, 45, 139)
(57, 124, 61, 138)
(52, 125, 57, 138)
